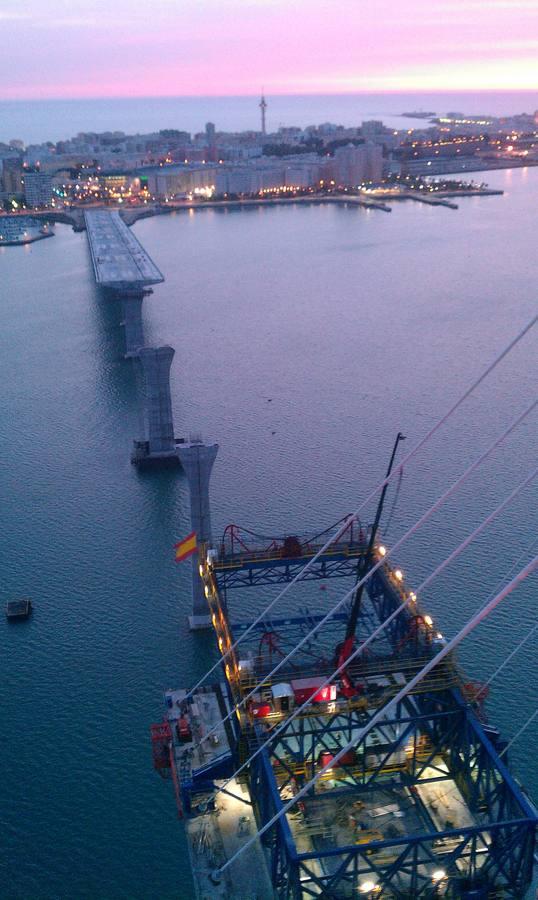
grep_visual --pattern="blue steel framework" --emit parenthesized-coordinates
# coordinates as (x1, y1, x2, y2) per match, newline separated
(214, 520, 369, 593)
(246, 691, 536, 898)
(170, 535, 537, 898)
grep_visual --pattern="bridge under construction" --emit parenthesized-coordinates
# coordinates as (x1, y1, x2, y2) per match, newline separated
(134, 211, 538, 897)
(84, 209, 190, 466)
(84, 209, 163, 291)
(153, 509, 537, 898)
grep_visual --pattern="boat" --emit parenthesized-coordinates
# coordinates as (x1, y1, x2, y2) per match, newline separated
(6, 598, 33, 620)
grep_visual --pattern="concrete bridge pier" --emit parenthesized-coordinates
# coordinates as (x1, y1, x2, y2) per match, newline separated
(121, 292, 145, 357)
(121, 292, 144, 357)
(131, 346, 180, 467)
(177, 439, 219, 629)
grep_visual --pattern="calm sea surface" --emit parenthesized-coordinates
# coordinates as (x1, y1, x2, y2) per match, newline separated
(1, 91, 538, 143)
(1, 166, 537, 898)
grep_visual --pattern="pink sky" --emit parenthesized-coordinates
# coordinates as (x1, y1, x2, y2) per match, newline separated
(1, 0, 538, 99)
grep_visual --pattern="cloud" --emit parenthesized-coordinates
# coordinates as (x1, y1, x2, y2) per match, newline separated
(0, 11, 31, 20)
(439, 0, 538, 7)
(35, 17, 103, 27)
(2, 0, 538, 98)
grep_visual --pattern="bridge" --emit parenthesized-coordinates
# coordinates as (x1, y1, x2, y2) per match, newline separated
(84, 209, 164, 292)
(83, 208, 194, 469)
(155, 528, 538, 899)
(212, 519, 369, 589)
(141, 192, 537, 895)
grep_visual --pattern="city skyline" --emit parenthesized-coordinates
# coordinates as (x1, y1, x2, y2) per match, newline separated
(1, 0, 538, 100)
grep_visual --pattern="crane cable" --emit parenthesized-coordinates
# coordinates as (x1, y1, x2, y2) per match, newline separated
(196, 397, 538, 748)
(467, 533, 538, 703)
(500, 708, 538, 759)
(217, 555, 538, 876)
(215, 461, 538, 796)
(180, 312, 538, 703)
(474, 535, 538, 757)
(474, 620, 538, 700)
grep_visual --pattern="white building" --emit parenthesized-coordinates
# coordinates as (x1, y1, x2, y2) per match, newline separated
(332, 142, 383, 187)
(23, 171, 54, 207)
(143, 164, 217, 198)
(215, 168, 256, 195)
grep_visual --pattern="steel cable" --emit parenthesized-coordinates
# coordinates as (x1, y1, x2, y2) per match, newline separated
(197, 398, 538, 747)
(215, 461, 538, 794)
(218, 555, 538, 875)
(181, 313, 538, 703)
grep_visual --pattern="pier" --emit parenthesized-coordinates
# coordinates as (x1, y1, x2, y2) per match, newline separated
(84, 212, 217, 485)
(395, 190, 459, 209)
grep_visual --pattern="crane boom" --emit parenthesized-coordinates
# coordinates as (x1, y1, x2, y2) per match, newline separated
(336, 431, 406, 694)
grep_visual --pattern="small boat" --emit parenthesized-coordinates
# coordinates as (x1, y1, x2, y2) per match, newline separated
(6, 598, 32, 620)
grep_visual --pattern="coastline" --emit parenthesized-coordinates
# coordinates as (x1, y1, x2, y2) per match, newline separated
(120, 185, 504, 225)
(0, 230, 55, 247)
(0, 183, 507, 233)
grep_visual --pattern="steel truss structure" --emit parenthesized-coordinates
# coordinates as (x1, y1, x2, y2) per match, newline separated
(158, 535, 537, 899)
(247, 688, 536, 898)
(213, 520, 369, 591)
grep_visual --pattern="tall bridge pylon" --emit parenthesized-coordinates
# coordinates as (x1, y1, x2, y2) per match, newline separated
(177, 439, 219, 629)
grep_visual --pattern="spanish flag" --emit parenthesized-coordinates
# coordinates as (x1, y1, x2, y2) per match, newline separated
(174, 531, 197, 562)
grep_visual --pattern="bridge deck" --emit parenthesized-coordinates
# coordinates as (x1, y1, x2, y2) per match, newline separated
(85, 210, 164, 290)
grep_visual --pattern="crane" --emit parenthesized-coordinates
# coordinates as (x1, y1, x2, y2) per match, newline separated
(336, 431, 406, 696)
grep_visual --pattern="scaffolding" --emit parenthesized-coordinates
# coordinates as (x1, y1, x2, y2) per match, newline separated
(155, 532, 537, 898)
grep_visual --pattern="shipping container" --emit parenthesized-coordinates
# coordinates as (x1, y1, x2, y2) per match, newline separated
(176, 717, 192, 743)
(251, 703, 272, 719)
(290, 677, 337, 704)
(318, 749, 357, 769)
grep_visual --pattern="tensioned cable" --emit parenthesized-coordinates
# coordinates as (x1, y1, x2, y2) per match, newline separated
(477, 533, 538, 616)
(182, 313, 538, 702)
(199, 401, 537, 746)
(197, 398, 538, 747)
(474, 620, 538, 700)
(467, 533, 538, 702)
(500, 708, 538, 758)
(218, 555, 538, 875)
(215, 462, 538, 794)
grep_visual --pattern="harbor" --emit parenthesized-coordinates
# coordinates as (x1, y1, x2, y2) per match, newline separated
(0, 215, 54, 246)
(121, 184, 502, 224)
(0, 185, 505, 248)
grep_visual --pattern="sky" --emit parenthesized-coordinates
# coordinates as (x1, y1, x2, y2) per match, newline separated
(1, 0, 538, 99)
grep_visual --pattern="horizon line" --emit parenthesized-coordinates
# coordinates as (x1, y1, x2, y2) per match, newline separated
(1, 87, 538, 104)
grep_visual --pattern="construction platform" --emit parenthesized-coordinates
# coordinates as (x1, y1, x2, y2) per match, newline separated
(84, 210, 164, 291)
(153, 524, 537, 898)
